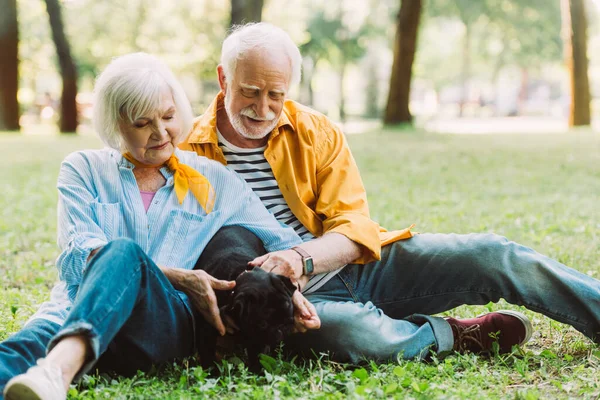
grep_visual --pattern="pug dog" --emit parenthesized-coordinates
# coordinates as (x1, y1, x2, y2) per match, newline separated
(193, 225, 297, 372)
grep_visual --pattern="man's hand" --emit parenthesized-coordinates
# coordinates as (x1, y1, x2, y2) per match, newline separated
(291, 291, 320, 333)
(248, 249, 303, 282)
(166, 268, 235, 336)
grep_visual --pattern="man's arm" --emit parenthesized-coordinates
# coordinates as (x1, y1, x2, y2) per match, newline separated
(248, 232, 361, 286)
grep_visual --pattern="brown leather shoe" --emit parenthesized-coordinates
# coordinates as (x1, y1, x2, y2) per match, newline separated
(446, 310, 533, 354)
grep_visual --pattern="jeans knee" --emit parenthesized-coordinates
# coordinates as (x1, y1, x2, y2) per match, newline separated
(104, 238, 142, 255)
(467, 233, 510, 257)
(87, 238, 146, 278)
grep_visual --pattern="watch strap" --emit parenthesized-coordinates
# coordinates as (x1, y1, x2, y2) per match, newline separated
(291, 246, 314, 275)
(291, 246, 311, 259)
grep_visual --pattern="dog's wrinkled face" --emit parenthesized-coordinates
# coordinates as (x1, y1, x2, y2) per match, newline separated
(222, 268, 297, 347)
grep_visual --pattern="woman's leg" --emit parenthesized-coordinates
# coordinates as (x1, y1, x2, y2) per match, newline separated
(0, 319, 60, 392)
(4, 238, 198, 398)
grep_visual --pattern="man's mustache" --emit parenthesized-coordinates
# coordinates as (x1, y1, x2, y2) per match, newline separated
(240, 107, 276, 121)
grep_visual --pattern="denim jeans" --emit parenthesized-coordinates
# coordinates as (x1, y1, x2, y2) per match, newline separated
(0, 319, 60, 396)
(286, 233, 600, 363)
(46, 238, 199, 379)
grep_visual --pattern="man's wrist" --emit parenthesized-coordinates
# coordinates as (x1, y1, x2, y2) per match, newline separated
(291, 246, 315, 276)
(286, 249, 304, 279)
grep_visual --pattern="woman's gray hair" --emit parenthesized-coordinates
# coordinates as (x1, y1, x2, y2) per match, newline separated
(221, 23, 302, 88)
(93, 52, 194, 150)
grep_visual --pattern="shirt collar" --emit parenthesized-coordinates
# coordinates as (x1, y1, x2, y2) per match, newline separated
(115, 148, 181, 179)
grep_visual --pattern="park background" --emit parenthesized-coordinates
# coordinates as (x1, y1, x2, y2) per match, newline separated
(1, 0, 600, 398)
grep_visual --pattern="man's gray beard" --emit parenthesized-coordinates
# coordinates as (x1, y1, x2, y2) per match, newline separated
(224, 91, 278, 140)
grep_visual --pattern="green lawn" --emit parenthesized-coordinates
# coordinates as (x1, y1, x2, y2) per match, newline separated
(1, 129, 600, 399)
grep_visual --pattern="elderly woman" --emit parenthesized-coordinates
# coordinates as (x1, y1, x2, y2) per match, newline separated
(3, 53, 318, 400)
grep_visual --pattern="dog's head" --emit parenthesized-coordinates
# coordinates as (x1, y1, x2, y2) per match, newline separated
(221, 268, 297, 349)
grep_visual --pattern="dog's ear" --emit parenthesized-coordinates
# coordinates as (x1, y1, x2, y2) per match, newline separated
(250, 266, 268, 275)
(271, 274, 297, 296)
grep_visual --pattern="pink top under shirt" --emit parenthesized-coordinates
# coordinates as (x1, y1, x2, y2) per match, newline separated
(140, 190, 157, 212)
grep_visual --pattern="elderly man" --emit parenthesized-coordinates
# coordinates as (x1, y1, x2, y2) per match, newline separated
(180, 22, 600, 362)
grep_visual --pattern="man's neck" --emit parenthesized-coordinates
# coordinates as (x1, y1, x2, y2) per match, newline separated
(216, 107, 269, 149)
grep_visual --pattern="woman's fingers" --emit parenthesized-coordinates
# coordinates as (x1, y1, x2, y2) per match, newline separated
(303, 301, 320, 329)
(223, 315, 239, 334)
(291, 292, 321, 333)
(210, 277, 236, 291)
(199, 293, 227, 336)
(292, 291, 310, 318)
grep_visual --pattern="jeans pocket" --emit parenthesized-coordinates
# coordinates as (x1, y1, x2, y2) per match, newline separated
(336, 265, 359, 301)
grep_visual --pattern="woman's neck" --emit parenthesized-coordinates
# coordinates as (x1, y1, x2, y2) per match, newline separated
(133, 167, 166, 192)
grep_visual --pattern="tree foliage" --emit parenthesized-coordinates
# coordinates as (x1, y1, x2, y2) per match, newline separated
(418, 0, 563, 97)
(300, 4, 373, 119)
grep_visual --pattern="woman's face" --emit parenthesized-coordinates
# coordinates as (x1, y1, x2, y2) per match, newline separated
(119, 87, 181, 165)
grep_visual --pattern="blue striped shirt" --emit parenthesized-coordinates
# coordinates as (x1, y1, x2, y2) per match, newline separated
(27, 148, 303, 325)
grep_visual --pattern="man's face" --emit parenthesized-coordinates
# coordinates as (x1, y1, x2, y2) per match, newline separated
(222, 50, 291, 140)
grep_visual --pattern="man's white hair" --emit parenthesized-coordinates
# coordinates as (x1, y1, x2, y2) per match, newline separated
(221, 23, 302, 88)
(93, 52, 193, 150)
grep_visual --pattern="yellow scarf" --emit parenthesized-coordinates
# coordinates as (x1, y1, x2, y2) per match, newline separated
(123, 152, 215, 214)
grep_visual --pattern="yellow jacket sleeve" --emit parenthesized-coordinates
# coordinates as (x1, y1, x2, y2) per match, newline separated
(314, 121, 382, 264)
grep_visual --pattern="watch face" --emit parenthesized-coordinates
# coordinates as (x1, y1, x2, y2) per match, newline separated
(305, 258, 314, 274)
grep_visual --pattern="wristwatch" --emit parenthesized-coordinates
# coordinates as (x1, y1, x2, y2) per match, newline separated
(291, 246, 314, 275)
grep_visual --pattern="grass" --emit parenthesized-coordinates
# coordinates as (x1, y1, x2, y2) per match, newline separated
(1, 128, 600, 399)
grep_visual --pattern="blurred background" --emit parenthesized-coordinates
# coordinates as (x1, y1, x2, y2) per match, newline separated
(1, 0, 600, 136)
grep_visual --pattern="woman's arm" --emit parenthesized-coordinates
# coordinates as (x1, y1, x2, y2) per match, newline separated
(218, 169, 304, 252)
(56, 153, 109, 292)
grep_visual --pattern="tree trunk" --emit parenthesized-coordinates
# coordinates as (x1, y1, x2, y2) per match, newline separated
(490, 36, 508, 117)
(45, 0, 78, 133)
(516, 67, 529, 116)
(230, 0, 264, 27)
(300, 56, 315, 106)
(561, 0, 591, 126)
(338, 61, 347, 123)
(458, 22, 471, 118)
(365, 55, 380, 118)
(384, 0, 422, 125)
(0, 0, 20, 131)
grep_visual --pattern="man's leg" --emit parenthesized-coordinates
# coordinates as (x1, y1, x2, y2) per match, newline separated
(0, 319, 60, 393)
(285, 293, 453, 363)
(340, 233, 600, 342)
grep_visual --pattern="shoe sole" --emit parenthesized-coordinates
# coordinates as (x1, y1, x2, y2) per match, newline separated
(4, 382, 44, 400)
(494, 310, 533, 346)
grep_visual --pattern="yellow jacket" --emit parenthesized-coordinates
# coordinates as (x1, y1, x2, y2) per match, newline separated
(180, 93, 413, 264)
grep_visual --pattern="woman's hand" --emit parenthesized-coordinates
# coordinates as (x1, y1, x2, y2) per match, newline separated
(291, 291, 321, 333)
(161, 267, 235, 336)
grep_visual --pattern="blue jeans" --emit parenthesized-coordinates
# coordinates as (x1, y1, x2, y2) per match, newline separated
(0, 319, 60, 396)
(286, 233, 600, 363)
(0, 238, 199, 394)
(47, 238, 199, 379)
